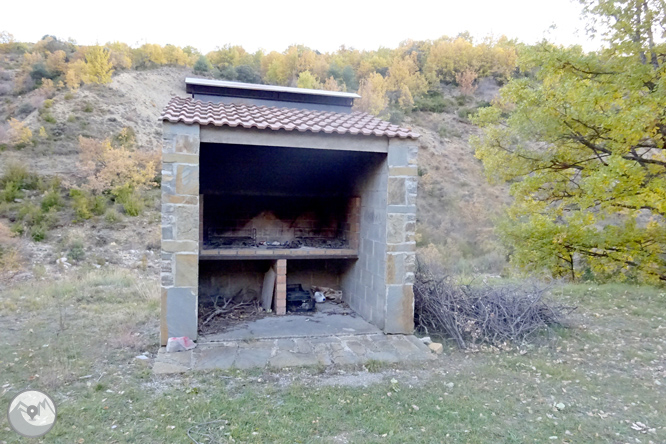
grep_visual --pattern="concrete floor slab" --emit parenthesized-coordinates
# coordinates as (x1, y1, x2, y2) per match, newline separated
(200, 311, 382, 342)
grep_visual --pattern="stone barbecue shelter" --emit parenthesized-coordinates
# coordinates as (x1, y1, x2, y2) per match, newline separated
(159, 78, 419, 345)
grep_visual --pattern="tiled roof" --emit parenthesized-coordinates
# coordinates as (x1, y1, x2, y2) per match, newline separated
(160, 97, 419, 139)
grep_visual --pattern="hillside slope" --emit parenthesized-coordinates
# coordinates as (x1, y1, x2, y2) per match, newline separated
(0, 67, 509, 280)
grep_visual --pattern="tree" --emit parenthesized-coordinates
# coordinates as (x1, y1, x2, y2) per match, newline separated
(296, 70, 321, 89)
(354, 73, 388, 116)
(455, 68, 478, 95)
(84, 45, 113, 84)
(193, 55, 212, 74)
(472, 0, 666, 283)
(65, 60, 87, 90)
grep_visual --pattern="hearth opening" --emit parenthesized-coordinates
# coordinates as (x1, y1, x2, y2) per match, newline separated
(202, 195, 355, 252)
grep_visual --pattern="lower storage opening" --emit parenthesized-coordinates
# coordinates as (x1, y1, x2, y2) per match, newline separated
(198, 258, 359, 338)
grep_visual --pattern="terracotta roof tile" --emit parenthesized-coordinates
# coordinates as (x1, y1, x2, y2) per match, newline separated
(160, 97, 419, 139)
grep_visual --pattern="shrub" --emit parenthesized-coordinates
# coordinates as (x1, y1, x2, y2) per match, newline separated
(235, 64, 261, 84)
(30, 224, 46, 241)
(30, 62, 56, 82)
(67, 239, 85, 262)
(41, 189, 62, 211)
(457, 107, 474, 119)
(0, 222, 22, 273)
(83, 103, 93, 113)
(104, 207, 121, 223)
(455, 95, 469, 106)
(438, 125, 461, 139)
(413, 91, 453, 113)
(91, 195, 107, 215)
(113, 126, 136, 148)
(114, 186, 144, 216)
(69, 189, 92, 220)
(43, 99, 53, 108)
(8, 118, 33, 146)
(388, 109, 405, 125)
(193, 55, 212, 74)
(1, 163, 40, 190)
(78, 136, 159, 197)
(69, 189, 108, 220)
(0, 181, 22, 203)
(18, 202, 45, 226)
(41, 113, 56, 124)
(17, 102, 36, 115)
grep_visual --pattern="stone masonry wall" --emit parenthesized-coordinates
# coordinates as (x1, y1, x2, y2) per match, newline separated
(384, 139, 419, 333)
(161, 122, 200, 345)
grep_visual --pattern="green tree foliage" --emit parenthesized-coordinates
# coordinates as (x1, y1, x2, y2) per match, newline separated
(472, 0, 666, 283)
(296, 70, 321, 89)
(193, 55, 212, 74)
(84, 45, 114, 84)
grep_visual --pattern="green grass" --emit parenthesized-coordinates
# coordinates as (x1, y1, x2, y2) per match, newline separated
(0, 274, 665, 443)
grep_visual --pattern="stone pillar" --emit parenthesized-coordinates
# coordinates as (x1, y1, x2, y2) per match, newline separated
(384, 138, 419, 333)
(274, 259, 287, 315)
(161, 122, 200, 345)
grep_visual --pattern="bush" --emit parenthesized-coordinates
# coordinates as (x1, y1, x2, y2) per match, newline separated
(438, 125, 461, 139)
(414, 91, 454, 113)
(30, 63, 56, 82)
(18, 202, 44, 226)
(113, 126, 136, 148)
(30, 224, 46, 242)
(83, 103, 93, 113)
(193, 55, 212, 74)
(457, 107, 474, 119)
(67, 239, 85, 262)
(455, 95, 469, 106)
(69, 189, 108, 220)
(1, 163, 39, 189)
(17, 102, 36, 115)
(0, 181, 22, 203)
(388, 109, 405, 125)
(116, 189, 144, 216)
(91, 195, 107, 215)
(41, 113, 56, 124)
(104, 207, 121, 223)
(69, 189, 92, 220)
(41, 189, 62, 211)
(235, 64, 261, 84)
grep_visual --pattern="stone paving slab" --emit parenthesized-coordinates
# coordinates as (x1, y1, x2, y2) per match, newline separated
(153, 334, 435, 374)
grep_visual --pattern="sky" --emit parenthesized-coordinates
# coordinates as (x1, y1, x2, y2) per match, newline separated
(1, 0, 597, 53)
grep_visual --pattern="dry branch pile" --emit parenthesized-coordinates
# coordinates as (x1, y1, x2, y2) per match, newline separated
(414, 264, 575, 349)
(199, 289, 261, 327)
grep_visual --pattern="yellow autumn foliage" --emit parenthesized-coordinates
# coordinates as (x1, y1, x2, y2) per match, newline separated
(78, 136, 159, 194)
